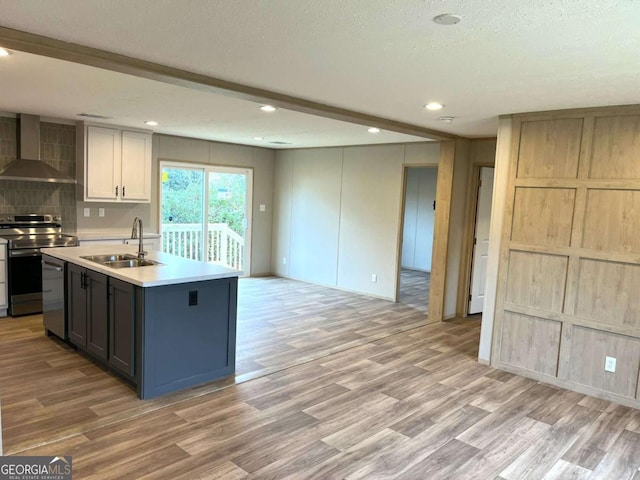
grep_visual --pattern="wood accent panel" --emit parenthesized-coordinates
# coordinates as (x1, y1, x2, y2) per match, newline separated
(510, 187, 575, 247)
(575, 259, 640, 328)
(582, 189, 640, 254)
(568, 326, 640, 398)
(589, 115, 640, 179)
(517, 119, 583, 179)
(499, 312, 561, 376)
(505, 251, 568, 313)
(428, 141, 455, 322)
(493, 106, 640, 408)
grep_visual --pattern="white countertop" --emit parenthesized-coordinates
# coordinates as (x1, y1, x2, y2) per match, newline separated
(44, 245, 240, 287)
(75, 230, 161, 241)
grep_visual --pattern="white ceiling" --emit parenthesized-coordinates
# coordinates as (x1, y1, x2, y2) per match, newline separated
(0, 0, 638, 145)
(0, 51, 426, 148)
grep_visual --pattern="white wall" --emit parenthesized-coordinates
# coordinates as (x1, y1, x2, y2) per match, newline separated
(272, 142, 440, 300)
(289, 148, 342, 285)
(337, 144, 405, 298)
(152, 134, 275, 275)
(401, 167, 438, 271)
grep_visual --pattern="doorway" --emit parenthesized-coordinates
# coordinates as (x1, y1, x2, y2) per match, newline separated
(159, 162, 253, 275)
(399, 166, 438, 313)
(468, 166, 494, 314)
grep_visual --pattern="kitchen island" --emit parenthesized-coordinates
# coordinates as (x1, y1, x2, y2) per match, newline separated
(44, 245, 239, 399)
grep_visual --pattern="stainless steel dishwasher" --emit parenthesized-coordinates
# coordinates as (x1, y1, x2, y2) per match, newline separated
(42, 254, 66, 340)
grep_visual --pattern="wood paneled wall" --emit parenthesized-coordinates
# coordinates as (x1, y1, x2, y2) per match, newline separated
(492, 106, 640, 407)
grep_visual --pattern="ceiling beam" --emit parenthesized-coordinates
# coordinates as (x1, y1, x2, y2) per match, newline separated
(0, 26, 456, 141)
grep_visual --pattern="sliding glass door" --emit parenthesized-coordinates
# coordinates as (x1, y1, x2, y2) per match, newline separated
(160, 165, 205, 261)
(160, 162, 252, 275)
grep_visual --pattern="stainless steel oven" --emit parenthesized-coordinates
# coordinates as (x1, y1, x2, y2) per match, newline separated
(0, 214, 78, 316)
(8, 248, 45, 315)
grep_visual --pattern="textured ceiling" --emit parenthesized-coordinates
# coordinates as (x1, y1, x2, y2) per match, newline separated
(0, 0, 638, 141)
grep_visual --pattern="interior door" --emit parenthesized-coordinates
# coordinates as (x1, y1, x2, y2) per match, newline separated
(469, 167, 495, 314)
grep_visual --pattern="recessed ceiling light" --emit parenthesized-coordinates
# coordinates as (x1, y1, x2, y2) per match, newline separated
(253, 136, 264, 140)
(0, 48, 13, 57)
(438, 116, 455, 124)
(425, 102, 444, 111)
(145, 121, 158, 126)
(433, 13, 462, 25)
(260, 105, 277, 112)
(368, 127, 381, 133)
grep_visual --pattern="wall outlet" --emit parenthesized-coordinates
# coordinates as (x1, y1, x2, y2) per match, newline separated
(605, 356, 617, 373)
(282, 257, 287, 265)
(371, 273, 377, 283)
(83, 207, 90, 217)
(188, 290, 198, 306)
(98, 208, 105, 217)
(260, 204, 266, 212)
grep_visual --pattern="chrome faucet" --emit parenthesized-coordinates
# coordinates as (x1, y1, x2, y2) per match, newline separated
(131, 217, 147, 259)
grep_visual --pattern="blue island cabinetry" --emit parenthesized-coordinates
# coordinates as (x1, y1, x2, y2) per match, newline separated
(43, 247, 238, 400)
(138, 277, 237, 399)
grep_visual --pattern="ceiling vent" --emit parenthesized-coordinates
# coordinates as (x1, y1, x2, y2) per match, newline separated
(77, 113, 113, 119)
(269, 141, 292, 145)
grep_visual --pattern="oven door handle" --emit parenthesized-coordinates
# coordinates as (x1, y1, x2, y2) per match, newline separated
(9, 248, 41, 257)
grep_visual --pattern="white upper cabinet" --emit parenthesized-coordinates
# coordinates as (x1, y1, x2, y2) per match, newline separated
(86, 126, 120, 201)
(120, 130, 152, 202)
(79, 124, 152, 203)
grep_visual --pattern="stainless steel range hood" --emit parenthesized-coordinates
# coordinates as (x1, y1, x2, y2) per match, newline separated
(0, 114, 76, 184)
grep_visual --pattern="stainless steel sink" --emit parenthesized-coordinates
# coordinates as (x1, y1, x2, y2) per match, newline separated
(105, 258, 161, 268)
(81, 253, 137, 263)
(80, 253, 163, 268)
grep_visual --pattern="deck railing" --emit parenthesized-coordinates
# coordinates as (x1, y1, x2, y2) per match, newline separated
(161, 223, 244, 270)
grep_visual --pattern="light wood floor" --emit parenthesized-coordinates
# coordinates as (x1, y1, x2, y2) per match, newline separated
(398, 268, 429, 313)
(1, 277, 640, 479)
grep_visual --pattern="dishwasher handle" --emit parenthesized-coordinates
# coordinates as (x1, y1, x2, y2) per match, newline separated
(42, 260, 63, 272)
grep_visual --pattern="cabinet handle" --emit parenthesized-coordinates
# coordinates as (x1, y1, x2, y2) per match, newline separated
(122, 186, 126, 197)
(80, 272, 85, 289)
(115, 186, 119, 197)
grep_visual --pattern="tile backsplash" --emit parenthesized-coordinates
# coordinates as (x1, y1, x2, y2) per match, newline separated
(0, 117, 77, 232)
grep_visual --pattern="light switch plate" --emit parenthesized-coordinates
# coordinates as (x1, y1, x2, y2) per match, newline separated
(260, 204, 266, 212)
(83, 208, 90, 217)
(605, 356, 616, 373)
(98, 208, 105, 217)
(371, 274, 377, 283)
